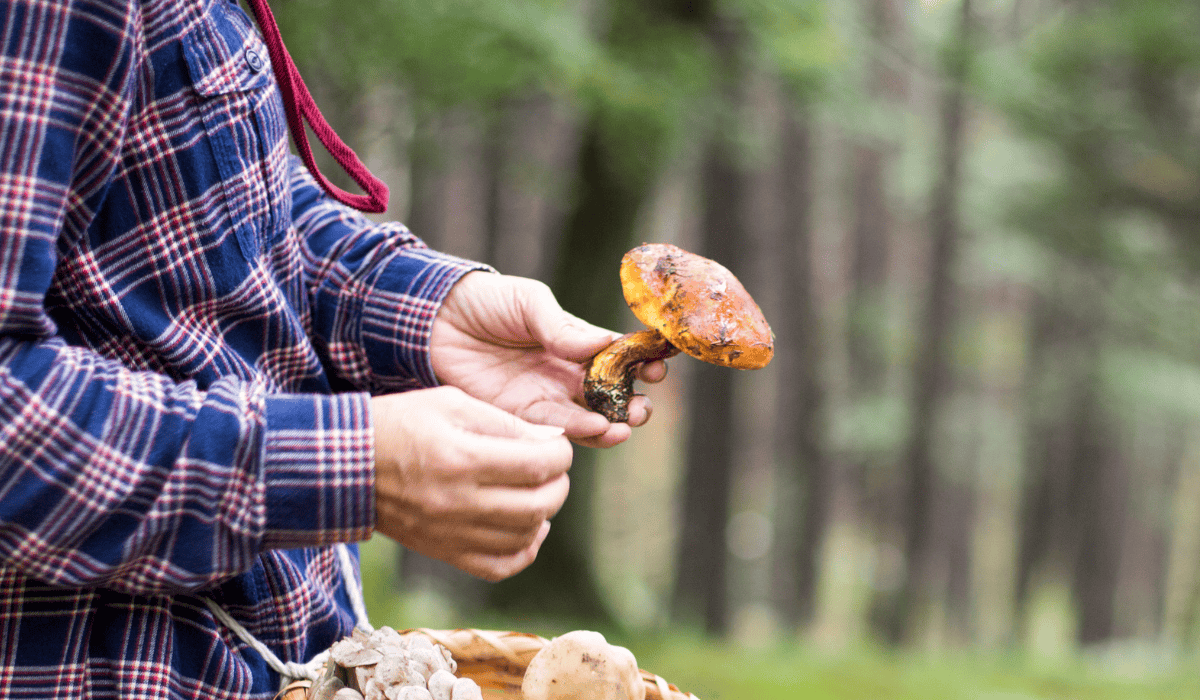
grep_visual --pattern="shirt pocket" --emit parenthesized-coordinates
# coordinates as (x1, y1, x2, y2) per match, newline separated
(181, 0, 289, 261)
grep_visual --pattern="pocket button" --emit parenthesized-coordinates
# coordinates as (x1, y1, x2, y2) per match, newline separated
(245, 47, 266, 73)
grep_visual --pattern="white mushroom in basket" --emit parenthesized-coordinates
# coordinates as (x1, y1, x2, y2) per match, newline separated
(310, 628, 479, 700)
(520, 631, 646, 700)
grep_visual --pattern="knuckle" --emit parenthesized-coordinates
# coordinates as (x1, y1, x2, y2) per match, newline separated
(416, 490, 457, 520)
(495, 557, 530, 581)
(524, 278, 553, 298)
(522, 510, 547, 531)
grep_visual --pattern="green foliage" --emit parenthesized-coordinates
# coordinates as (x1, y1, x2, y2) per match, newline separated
(989, 0, 1200, 271)
(278, 0, 596, 106)
(574, 3, 714, 192)
(729, 0, 839, 94)
(1103, 346, 1200, 421)
(277, 0, 834, 185)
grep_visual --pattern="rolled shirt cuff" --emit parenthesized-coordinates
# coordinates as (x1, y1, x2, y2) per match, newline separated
(260, 391, 375, 549)
(358, 248, 493, 390)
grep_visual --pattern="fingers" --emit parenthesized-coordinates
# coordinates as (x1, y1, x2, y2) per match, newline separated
(372, 388, 572, 581)
(441, 399, 571, 485)
(625, 394, 654, 427)
(460, 431, 572, 487)
(637, 359, 668, 384)
(571, 422, 633, 449)
(469, 474, 570, 534)
(517, 279, 618, 362)
(451, 392, 568, 441)
(455, 521, 552, 582)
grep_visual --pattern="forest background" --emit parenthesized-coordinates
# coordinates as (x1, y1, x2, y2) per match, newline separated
(275, 0, 1200, 697)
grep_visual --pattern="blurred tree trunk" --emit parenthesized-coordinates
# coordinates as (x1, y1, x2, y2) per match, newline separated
(1014, 285, 1082, 643)
(405, 114, 444, 250)
(404, 110, 489, 262)
(1163, 428, 1200, 646)
(486, 0, 715, 625)
(483, 116, 650, 621)
(1112, 415, 1176, 640)
(1069, 365, 1127, 645)
(670, 15, 746, 636)
(845, 0, 901, 407)
(970, 281, 1028, 649)
(942, 477, 977, 645)
(846, 0, 904, 644)
(484, 94, 581, 281)
(883, 0, 973, 646)
(1015, 272, 1127, 648)
(770, 103, 829, 629)
(399, 97, 581, 606)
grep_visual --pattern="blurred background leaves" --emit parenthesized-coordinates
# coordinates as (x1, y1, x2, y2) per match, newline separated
(273, 0, 1200, 695)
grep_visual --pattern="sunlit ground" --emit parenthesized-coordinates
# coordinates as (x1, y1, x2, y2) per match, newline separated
(357, 537, 1200, 700)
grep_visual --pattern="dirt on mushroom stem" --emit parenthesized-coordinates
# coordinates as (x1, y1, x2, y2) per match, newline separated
(583, 330, 680, 422)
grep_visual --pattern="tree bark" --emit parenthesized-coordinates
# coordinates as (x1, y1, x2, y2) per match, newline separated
(884, 0, 973, 646)
(483, 94, 581, 280)
(1069, 368, 1127, 645)
(1015, 270, 1126, 648)
(846, 0, 905, 394)
(670, 15, 747, 636)
(838, 0, 905, 646)
(1014, 289, 1075, 619)
(1163, 429, 1200, 646)
(770, 104, 829, 629)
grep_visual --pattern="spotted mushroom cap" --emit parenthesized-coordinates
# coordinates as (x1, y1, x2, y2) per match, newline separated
(620, 243, 773, 370)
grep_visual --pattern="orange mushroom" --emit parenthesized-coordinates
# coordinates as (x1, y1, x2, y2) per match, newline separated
(584, 243, 774, 422)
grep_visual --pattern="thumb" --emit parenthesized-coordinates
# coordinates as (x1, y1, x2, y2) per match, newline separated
(454, 390, 568, 441)
(522, 282, 620, 362)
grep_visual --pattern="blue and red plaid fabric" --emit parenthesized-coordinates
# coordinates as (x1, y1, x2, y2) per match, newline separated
(0, 0, 485, 696)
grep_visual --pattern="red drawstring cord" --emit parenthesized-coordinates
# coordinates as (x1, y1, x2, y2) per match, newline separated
(243, 0, 389, 214)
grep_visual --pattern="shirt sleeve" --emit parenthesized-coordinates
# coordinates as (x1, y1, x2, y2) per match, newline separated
(0, 0, 374, 595)
(288, 158, 493, 394)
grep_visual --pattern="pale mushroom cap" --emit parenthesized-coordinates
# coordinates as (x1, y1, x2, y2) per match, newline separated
(621, 243, 773, 370)
(520, 631, 645, 700)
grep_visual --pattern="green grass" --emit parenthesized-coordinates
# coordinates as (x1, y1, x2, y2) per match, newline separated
(630, 641, 1200, 700)
(358, 538, 1200, 700)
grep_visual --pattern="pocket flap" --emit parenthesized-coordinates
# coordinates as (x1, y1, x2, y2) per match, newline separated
(183, 1, 273, 97)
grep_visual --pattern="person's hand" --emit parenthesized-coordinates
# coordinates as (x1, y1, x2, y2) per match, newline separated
(372, 387, 572, 581)
(430, 272, 667, 448)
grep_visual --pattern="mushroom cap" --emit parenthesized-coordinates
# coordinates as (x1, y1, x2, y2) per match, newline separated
(621, 243, 773, 370)
(520, 631, 645, 700)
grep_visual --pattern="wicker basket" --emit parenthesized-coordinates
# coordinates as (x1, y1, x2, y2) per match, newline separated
(277, 628, 698, 700)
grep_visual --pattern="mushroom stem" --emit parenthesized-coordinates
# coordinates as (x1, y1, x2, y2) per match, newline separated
(584, 329, 681, 422)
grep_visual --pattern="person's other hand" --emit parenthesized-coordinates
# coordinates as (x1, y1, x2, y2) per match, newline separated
(430, 272, 667, 448)
(372, 387, 571, 581)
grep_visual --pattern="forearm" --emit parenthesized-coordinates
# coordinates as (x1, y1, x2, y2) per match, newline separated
(0, 336, 374, 594)
(288, 159, 491, 392)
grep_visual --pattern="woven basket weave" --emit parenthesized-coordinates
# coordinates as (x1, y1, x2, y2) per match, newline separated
(277, 628, 698, 700)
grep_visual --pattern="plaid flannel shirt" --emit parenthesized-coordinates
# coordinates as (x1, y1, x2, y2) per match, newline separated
(0, 0, 485, 696)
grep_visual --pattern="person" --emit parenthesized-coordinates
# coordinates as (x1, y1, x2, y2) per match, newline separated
(0, 0, 664, 697)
